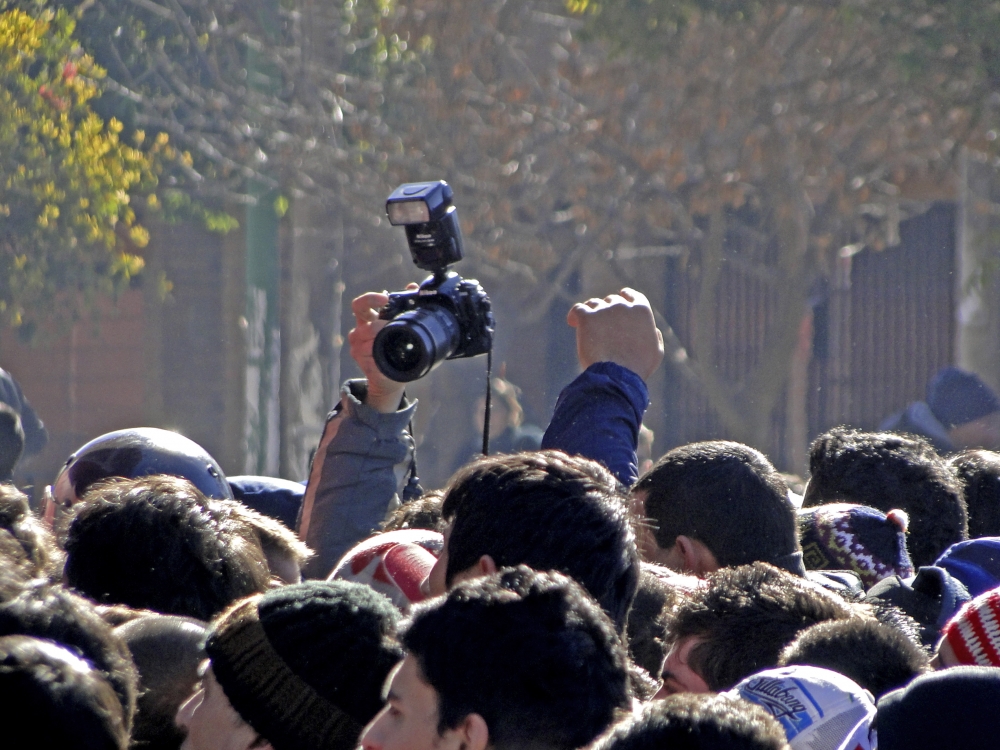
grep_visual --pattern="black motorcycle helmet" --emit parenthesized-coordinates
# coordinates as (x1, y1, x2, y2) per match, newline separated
(56, 427, 233, 503)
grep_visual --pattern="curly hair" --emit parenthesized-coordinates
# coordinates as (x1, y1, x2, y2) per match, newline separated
(803, 427, 967, 566)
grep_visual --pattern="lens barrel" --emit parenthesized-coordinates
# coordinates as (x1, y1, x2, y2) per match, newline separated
(373, 306, 462, 382)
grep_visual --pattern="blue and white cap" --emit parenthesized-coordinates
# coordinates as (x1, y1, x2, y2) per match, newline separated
(725, 665, 876, 750)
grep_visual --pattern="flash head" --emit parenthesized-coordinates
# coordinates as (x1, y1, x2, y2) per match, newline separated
(386, 181, 454, 225)
(386, 180, 464, 272)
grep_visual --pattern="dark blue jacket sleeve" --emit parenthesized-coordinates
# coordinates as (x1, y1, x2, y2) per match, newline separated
(541, 362, 648, 487)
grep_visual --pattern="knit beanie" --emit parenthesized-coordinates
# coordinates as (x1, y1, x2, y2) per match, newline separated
(935, 538, 1000, 598)
(205, 580, 402, 750)
(927, 367, 1000, 429)
(941, 587, 1000, 667)
(798, 503, 914, 589)
(876, 667, 1000, 750)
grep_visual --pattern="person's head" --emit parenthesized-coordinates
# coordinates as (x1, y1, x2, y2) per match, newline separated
(626, 564, 686, 676)
(331, 529, 441, 612)
(0, 634, 128, 750)
(779, 618, 930, 699)
(803, 427, 967, 567)
(362, 566, 631, 750)
(949, 450, 1000, 538)
(0, 583, 139, 733)
(934, 586, 1000, 669)
(876, 666, 1000, 750)
(429, 450, 639, 633)
(726, 665, 874, 750)
(633, 441, 799, 577)
(593, 693, 790, 750)
(178, 580, 402, 750)
(115, 615, 207, 750)
(0, 483, 61, 581)
(927, 367, 1000, 450)
(934, 537, 1000, 597)
(474, 377, 524, 436)
(797, 503, 913, 589)
(64, 475, 270, 620)
(212, 499, 313, 585)
(0, 404, 24, 482)
(381, 490, 445, 533)
(660, 563, 855, 694)
(48, 427, 233, 525)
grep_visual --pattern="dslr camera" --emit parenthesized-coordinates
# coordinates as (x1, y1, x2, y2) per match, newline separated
(373, 181, 494, 382)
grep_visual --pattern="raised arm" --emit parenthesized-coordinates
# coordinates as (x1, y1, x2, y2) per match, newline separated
(542, 288, 664, 486)
(298, 292, 417, 578)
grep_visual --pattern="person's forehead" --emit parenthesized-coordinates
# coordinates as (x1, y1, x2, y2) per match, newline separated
(391, 654, 438, 706)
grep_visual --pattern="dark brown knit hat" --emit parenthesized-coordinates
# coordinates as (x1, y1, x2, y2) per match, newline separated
(205, 580, 402, 750)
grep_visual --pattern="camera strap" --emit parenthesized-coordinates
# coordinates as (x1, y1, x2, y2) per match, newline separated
(482, 346, 493, 456)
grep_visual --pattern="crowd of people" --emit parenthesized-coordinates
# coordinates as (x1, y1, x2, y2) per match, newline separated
(2, 285, 1000, 750)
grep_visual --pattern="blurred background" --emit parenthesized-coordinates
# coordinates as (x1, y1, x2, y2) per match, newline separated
(3, 0, 1000, 494)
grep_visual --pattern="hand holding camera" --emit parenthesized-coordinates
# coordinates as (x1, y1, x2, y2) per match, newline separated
(373, 181, 494, 382)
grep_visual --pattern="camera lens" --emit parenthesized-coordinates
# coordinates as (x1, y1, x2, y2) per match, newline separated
(373, 306, 462, 382)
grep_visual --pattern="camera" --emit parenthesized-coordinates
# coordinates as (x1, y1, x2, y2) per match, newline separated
(373, 181, 495, 382)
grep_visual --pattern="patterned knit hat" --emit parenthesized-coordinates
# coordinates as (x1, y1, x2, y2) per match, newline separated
(205, 580, 402, 750)
(941, 587, 1000, 667)
(798, 503, 914, 589)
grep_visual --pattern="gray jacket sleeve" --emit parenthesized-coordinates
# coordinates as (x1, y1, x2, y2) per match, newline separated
(299, 379, 417, 578)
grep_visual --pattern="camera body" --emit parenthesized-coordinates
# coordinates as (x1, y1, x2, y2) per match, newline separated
(373, 181, 495, 382)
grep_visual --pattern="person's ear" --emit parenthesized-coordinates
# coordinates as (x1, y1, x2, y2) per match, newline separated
(476, 555, 497, 577)
(450, 713, 489, 750)
(675, 535, 718, 577)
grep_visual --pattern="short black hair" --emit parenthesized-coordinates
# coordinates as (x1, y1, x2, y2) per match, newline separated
(0, 634, 128, 750)
(0, 404, 24, 482)
(666, 563, 854, 691)
(593, 694, 789, 750)
(403, 566, 631, 750)
(779, 618, 930, 699)
(949, 450, 1000, 539)
(64, 475, 270, 620)
(0, 584, 138, 733)
(114, 615, 207, 750)
(803, 427, 967, 566)
(634, 441, 799, 570)
(626, 565, 681, 676)
(441, 451, 639, 633)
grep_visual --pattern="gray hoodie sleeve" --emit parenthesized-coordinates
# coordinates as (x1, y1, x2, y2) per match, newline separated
(299, 379, 417, 578)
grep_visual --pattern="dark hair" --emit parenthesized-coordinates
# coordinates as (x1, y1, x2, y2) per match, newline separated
(0, 404, 24, 482)
(209, 500, 313, 572)
(381, 490, 444, 532)
(666, 563, 854, 691)
(0, 484, 61, 581)
(802, 427, 967, 566)
(0, 584, 138, 733)
(64, 475, 270, 620)
(634, 441, 799, 570)
(949, 450, 1000, 539)
(778, 618, 929, 699)
(593, 693, 789, 750)
(0, 635, 128, 750)
(403, 566, 631, 750)
(626, 566, 681, 676)
(115, 615, 207, 750)
(441, 451, 639, 633)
